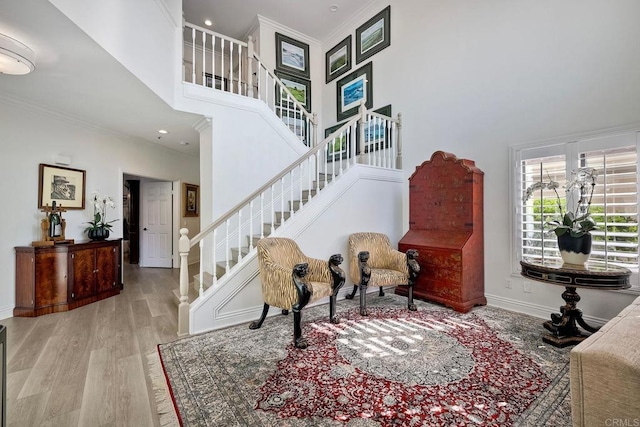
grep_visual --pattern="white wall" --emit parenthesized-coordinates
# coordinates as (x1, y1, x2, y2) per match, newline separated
(49, 0, 182, 105)
(321, 0, 640, 320)
(0, 100, 200, 320)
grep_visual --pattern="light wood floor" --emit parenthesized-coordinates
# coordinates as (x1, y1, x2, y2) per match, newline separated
(4, 264, 188, 427)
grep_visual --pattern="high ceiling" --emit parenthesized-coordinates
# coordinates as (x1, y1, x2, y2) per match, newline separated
(183, 0, 373, 41)
(0, 0, 372, 157)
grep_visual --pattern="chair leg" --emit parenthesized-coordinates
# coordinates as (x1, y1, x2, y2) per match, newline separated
(359, 284, 368, 316)
(407, 285, 417, 311)
(379, 286, 385, 296)
(345, 285, 358, 300)
(329, 254, 346, 324)
(292, 263, 312, 349)
(249, 303, 270, 329)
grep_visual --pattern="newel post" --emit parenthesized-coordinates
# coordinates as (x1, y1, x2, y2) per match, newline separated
(358, 100, 367, 164)
(396, 112, 403, 169)
(247, 36, 255, 98)
(178, 227, 191, 336)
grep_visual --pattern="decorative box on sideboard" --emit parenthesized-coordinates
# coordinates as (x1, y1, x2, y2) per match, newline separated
(14, 239, 122, 317)
(396, 151, 486, 313)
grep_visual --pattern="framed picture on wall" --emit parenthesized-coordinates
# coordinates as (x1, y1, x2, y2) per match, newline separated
(360, 104, 392, 153)
(205, 73, 228, 91)
(355, 6, 391, 64)
(38, 163, 86, 209)
(275, 71, 312, 112)
(336, 62, 373, 121)
(183, 183, 199, 217)
(324, 121, 351, 162)
(325, 35, 352, 83)
(275, 33, 310, 78)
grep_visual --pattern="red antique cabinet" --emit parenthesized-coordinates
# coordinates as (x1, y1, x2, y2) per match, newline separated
(14, 239, 122, 317)
(396, 151, 486, 312)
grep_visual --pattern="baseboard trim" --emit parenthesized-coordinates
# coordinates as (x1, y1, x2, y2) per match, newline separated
(0, 305, 13, 321)
(486, 293, 609, 327)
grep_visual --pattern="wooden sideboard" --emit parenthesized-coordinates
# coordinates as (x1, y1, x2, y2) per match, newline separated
(14, 239, 122, 317)
(397, 151, 486, 313)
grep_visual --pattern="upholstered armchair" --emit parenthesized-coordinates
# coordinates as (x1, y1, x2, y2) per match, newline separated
(251, 237, 345, 349)
(346, 232, 420, 315)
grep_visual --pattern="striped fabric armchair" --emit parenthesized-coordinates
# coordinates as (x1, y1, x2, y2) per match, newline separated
(346, 232, 420, 315)
(251, 237, 345, 349)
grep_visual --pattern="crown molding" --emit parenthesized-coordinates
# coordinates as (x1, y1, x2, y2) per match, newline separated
(256, 15, 321, 48)
(322, 0, 383, 48)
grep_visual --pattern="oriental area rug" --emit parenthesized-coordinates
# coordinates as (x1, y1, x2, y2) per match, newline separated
(157, 294, 572, 426)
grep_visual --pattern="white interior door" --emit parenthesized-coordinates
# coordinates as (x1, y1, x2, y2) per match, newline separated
(140, 181, 173, 268)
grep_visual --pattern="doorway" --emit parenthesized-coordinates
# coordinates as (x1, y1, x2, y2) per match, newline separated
(123, 179, 140, 264)
(123, 174, 173, 268)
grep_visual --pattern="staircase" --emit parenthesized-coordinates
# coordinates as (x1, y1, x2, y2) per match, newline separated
(176, 23, 405, 336)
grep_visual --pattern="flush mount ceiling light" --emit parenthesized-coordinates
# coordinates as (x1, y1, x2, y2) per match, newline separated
(204, 19, 213, 26)
(158, 129, 169, 134)
(329, 4, 339, 12)
(0, 33, 35, 75)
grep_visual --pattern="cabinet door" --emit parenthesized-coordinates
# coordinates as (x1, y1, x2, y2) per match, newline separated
(34, 250, 68, 308)
(70, 249, 95, 300)
(95, 245, 118, 293)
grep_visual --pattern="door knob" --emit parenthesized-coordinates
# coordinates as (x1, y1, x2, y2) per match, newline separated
(143, 227, 148, 231)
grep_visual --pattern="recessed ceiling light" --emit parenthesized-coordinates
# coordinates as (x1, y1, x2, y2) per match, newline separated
(204, 19, 213, 26)
(329, 4, 338, 12)
(158, 129, 169, 134)
(179, 141, 190, 146)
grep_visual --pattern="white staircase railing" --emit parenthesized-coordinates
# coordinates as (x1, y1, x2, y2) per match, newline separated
(183, 22, 317, 146)
(177, 103, 403, 335)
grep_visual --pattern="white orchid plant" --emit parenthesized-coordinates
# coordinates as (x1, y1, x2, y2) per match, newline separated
(84, 191, 118, 233)
(523, 167, 598, 238)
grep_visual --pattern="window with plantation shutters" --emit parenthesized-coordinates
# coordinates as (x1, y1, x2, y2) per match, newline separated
(520, 154, 566, 261)
(512, 129, 639, 287)
(580, 147, 639, 269)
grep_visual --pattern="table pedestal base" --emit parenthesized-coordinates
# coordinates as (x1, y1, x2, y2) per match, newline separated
(543, 286, 600, 348)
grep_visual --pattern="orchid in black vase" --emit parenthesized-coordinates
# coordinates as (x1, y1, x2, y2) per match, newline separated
(84, 191, 118, 239)
(523, 167, 598, 238)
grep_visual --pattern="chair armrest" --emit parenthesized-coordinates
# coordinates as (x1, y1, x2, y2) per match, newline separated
(259, 262, 298, 309)
(385, 249, 409, 275)
(304, 256, 331, 284)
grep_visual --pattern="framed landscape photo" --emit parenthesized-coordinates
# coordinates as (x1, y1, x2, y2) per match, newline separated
(275, 33, 310, 78)
(324, 122, 350, 162)
(361, 104, 392, 153)
(275, 71, 311, 112)
(38, 163, 86, 209)
(336, 62, 373, 121)
(325, 35, 352, 83)
(183, 183, 199, 217)
(356, 6, 391, 64)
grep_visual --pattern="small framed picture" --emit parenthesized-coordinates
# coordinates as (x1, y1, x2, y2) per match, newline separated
(38, 163, 86, 209)
(205, 73, 228, 91)
(324, 122, 351, 162)
(360, 104, 392, 153)
(356, 6, 391, 64)
(275, 71, 311, 112)
(336, 62, 373, 121)
(325, 35, 352, 83)
(275, 33, 310, 79)
(183, 183, 199, 217)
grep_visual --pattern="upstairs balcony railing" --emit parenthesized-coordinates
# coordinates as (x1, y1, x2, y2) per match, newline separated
(183, 22, 316, 146)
